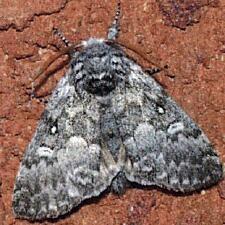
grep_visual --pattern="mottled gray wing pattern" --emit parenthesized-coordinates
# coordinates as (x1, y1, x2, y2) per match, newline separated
(13, 69, 119, 220)
(115, 62, 223, 192)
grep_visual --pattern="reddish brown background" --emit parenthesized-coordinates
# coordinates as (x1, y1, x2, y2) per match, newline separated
(0, 0, 225, 225)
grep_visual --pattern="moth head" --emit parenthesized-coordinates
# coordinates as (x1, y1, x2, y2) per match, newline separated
(32, 1, 165, 96)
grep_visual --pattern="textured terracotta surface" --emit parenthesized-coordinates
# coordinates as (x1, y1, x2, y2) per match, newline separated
(157, 0, 219, 29)
(0, 0, 225, 225)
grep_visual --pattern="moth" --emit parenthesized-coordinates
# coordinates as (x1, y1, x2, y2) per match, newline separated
(13, 1, 223, 220)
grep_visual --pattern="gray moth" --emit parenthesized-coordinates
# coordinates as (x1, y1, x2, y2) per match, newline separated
(13, 1, 223, 221)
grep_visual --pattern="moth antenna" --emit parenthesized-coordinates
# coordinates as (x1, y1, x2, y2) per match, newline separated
(117, 39, 164, 70)
(53, 27, 72, 47)
(107, 1, 121, 40)
(32, 44, 82, 84)
(32, 28, 83, 85)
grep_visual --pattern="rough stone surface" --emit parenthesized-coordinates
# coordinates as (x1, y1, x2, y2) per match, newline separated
(0, 0, 224, 224)
(157, 0, 219, 29)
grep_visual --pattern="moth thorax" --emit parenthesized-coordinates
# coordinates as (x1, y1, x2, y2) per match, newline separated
(73, 41, 126, 96)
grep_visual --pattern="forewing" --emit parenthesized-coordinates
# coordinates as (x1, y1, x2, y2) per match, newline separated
(118, 62, 223, 192)
(13, 70, 118, 220)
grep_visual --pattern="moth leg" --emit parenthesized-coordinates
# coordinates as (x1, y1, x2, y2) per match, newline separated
(107, 1, 121, 40)
(144, 67, 161, 76)
(53, 27, 72, 47)
(30, 56, 70, 98)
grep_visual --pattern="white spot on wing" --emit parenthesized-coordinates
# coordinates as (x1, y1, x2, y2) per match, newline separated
(170, 176, 179, 185)
(167, 122, 184, 135)
(66, 136, 87, 152)
(68, 187, 80, 198)
(182, 178, 190, 185)
(37, 147, 54, 158)
(57, 136, 88, 163)
(157, 107, 164, 114)
(51, 126, 57, 134)
(157, 171, 167, 180)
